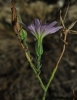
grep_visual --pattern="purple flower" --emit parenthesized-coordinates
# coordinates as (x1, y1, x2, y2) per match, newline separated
(21, 19, 62, 39)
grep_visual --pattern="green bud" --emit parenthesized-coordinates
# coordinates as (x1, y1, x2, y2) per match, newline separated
(20, 29, 27, 47)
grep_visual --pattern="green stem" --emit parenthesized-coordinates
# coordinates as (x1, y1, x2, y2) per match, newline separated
(42, 67, 57, 100)
(37, 74, 46, 91)
(37, 55, 41, 71)
(46, 67, 58, 91)
(25, 52, 46, 91)
(43, 67, 58, 100)
(42, 33, 67, 100)
(19, 39, 46, 92)
(42, 90, 47, 100)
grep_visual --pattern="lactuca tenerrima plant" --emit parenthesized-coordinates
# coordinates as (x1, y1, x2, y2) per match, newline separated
(20, 19, 62, 71)
(11, 1, 77, 100)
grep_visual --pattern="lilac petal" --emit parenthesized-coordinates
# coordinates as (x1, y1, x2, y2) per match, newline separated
(40, 24, 48, 33)
(20, 22, 36, 35)
(34, 19, 40, 28)
(28, 23, 36, 34)
(44, 26, 62, 35)
(50, 26, 62, 33)
(45, 21, 57, 30)
(20, 22, 30, 31)
(33, 19, 41, 33)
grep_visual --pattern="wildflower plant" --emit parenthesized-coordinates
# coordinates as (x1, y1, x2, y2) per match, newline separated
(21, 19, 62, 71)
(11, 1, 77, 100)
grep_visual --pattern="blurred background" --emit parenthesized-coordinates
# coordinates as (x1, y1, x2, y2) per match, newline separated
(0, 0, 77, 100)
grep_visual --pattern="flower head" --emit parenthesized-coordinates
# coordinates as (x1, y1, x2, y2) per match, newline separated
(20, 18, 62, 40)
(20, 19, 62, 57)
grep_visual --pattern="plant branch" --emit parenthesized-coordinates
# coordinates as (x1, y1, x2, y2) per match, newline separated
(18, 39, 46, 91)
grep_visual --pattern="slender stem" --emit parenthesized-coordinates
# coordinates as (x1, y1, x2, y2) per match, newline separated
(25, 52, 37, 74)
(19, 41, 46, 91)
(37, 55, 41, 71)
(42, 90, 47, 100)
(46, 66, 58, 93)
(42, 32, 67, 100)
(36, 74, 46, 91)
(26, 52, 46, 91)
(25, 52, 46, 91)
